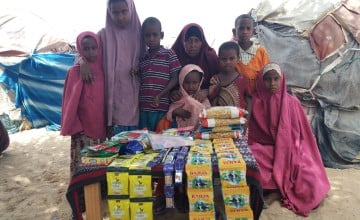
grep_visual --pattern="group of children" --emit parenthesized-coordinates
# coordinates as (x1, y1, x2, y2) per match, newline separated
(61, 0, 269, 139)
(60, 0, 269, 177)
(61, 0, 331, 216)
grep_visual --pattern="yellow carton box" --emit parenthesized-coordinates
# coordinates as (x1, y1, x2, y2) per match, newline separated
(188, 188, 215, 220)
(212, 138, 234, 144)
(130, 199, 153, 220)
(218, 155, 246, 171)
(223, 187, 253, 220)
(219, 169, 247, 187)
(81, 154, 117, 166)
(106, 155, 140, 196)
(129, 153, 157, 198)
(108, 197, 130, 220)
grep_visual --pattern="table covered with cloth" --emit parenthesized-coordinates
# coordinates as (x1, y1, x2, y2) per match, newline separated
(66, 164, 107, 220)
(66, 139, 264, 220)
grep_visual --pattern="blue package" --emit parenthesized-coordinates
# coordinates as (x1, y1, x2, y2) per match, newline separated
(124, 140, 144, 155)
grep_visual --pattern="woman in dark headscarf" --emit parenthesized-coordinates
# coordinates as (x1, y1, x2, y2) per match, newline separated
(172, 23, 219, 92)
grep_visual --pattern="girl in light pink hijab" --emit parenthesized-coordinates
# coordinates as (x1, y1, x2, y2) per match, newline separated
(100, 0, 146, 134)
(248, 63, 330, 216)
(167, 64, 211, 128)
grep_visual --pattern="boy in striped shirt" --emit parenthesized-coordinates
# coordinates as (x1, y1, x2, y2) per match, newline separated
(139, 17, 181, 131)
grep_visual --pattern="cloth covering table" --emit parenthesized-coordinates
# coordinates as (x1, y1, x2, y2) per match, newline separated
(66, 139, 264, 220)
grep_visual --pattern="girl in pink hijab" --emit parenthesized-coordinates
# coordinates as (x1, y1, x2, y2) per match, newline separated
(61, 31, 106, 176)
(248, 63, 330, 216)
(167, 64, 211, 128)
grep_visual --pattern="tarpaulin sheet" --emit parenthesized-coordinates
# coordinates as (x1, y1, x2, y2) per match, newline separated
(255, 0, 360, 168)
(0, 53, 75, 128)
(255, 0, 342, 33)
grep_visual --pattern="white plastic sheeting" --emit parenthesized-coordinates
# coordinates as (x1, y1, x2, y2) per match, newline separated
(255, 0, 360, 168)
(0, 9, 74, 60)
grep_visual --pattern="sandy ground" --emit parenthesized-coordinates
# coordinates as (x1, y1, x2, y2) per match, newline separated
(1, 128, 360, 220)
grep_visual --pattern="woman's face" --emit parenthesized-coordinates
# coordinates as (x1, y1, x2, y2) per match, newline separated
(184, 36, 202, 58)
(263, 70, 281, 93)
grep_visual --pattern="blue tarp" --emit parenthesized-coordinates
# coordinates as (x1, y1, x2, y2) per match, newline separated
(0, 53, 75, 129)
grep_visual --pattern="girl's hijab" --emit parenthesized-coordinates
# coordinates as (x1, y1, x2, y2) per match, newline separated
(249, 63, 285, 143)
(167, 64, 208, 128)
(61, 31, 106, 139)
(178, 64, 204, 97)
(99, 0, 146, 126)
(249, 63, 330, 215)
(171, 23, 219, 89)
(76, 31, 103, 74)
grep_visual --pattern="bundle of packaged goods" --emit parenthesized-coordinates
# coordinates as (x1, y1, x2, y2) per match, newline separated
(186, 139, 215, 220)
(107, 154, 139, 220)
(161, 126, 194, 137)
(197, 106, 247, 140)
(162, 146, 189, 208)
(111, 130, 149, 144)
(80, 130, 150, 166)
(213, 138, 253, 220)
(107, 153, 158, 220)
(80, 140, 122, 165)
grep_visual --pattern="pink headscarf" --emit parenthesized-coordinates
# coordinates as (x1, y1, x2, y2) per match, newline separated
(167, 64, 210, 128)
(99, 0, 146, 126)
(171, 23, 219, 89)
(61, 31, 106, 139)
(248, 63, 330, 216)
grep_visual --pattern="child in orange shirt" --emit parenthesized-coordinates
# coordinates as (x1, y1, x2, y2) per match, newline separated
(233, 14, 270, 93)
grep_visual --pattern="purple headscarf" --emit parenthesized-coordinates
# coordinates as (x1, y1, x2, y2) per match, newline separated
(99, 0, 146, 126)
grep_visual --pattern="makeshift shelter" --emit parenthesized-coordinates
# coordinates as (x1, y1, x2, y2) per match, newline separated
(0, 9, 76, 129)
(254, 0, 360, 168)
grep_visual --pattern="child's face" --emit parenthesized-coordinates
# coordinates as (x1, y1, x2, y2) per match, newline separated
(183, 71, 202, 95)
(263, 70, 281, 93)
(184, 36, 202, 58)
(143, 23, 163, 51)
(218, 49, 239, 74)
(109, 0, 130, 29)
(81, 37, 98, 62)
(234, 18, 254, 44)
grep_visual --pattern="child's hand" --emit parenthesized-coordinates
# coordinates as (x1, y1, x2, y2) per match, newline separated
(130, 67, 139, 76)
(192, 89, 208, 103)
(170, 90, 182, 102)
(79, 58, 94, 83)
(151, 95, 161, 107)
(209, 76, 220, 98)
(173, 107, 191, 120)
(210, 75, 221, 87)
